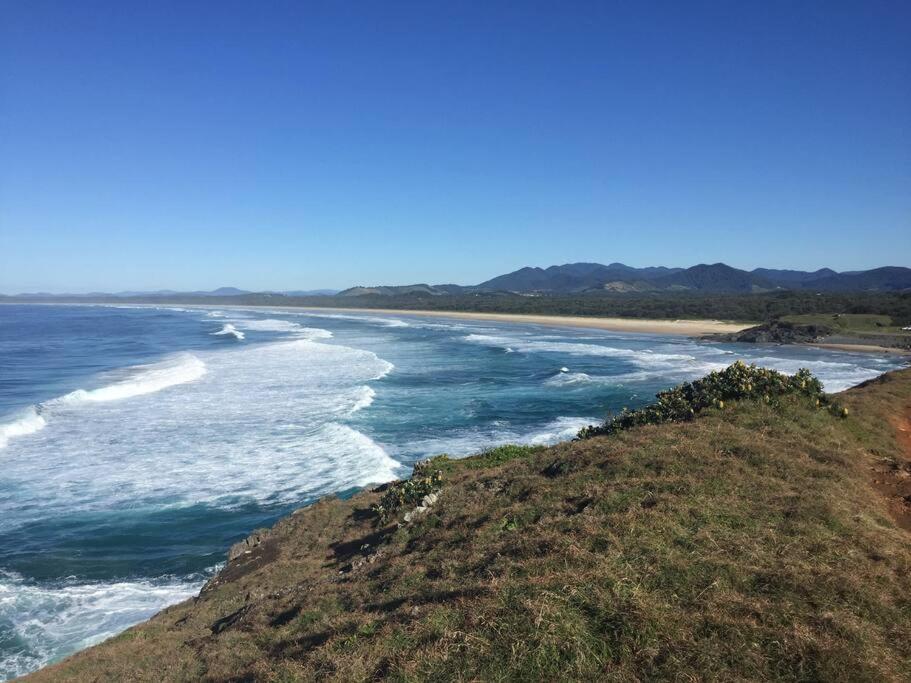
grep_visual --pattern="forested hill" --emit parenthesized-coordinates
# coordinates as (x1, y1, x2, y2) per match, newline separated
(335, 262, 911, 296)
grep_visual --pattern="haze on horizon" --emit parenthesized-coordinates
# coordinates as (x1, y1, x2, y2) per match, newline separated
(1, 1, 909, 293)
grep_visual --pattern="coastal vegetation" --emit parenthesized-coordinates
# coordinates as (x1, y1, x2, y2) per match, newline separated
(27, 366, 911, 681)
(578, 361, 843, 439)
(288, 290, 911, 326)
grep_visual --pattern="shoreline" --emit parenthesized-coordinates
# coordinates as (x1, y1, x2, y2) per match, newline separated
(6, 301, 909, 355)
(805, 341, 911, 356)
(225, 305, 755, 337)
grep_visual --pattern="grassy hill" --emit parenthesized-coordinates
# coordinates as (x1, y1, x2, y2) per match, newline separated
(27, 368, 911, 682)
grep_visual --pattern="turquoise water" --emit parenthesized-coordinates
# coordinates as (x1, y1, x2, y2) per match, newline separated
(0, 303, 905, 678)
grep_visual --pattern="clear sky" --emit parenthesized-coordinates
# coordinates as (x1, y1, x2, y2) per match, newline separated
(1, 1, 908, 293)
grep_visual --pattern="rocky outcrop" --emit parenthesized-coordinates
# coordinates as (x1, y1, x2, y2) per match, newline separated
(228, 528, 270, 562)
(706, 321, 833, 344)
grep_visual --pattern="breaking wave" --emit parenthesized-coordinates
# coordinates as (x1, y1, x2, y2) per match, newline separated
(0, 408, 47, 450)
(55, 354, 207, 405)
(0, 570, 204, 680)
(0, 354, 207, 449)
(212, 323, 245, 340)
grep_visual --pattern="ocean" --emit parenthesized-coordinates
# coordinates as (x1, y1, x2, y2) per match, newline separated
(0, 303, 905, 679)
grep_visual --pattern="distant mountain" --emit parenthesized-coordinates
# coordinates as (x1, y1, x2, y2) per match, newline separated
(336, 284, 453, 297)
(804, 267, 911, 292)
(475, 262, 681, 293)
(279, 289, 338, 296)
(470, 263, 911, 295)
(650, 263, 775, 293)
(751, 268, 837, 286)
(5, 264, 909, 303)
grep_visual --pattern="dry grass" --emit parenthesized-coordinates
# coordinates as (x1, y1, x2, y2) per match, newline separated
(26, 369, 911, 682)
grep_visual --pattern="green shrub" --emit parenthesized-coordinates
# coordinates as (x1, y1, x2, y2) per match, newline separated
(579, 361, 841, 439)
(464, 444, 544, 469)
(371, 465, 443, 524)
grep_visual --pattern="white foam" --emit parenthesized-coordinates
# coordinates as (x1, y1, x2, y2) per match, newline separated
(742, 355, 889, 393)
(291, 311, 411, 328)
(54, 354, 207, 404)
(231, 318, 333, 340)
(0, 338, 399, 524)
(212, 323, 245, 340)
(0, 356, 206, 449)
(350, 386, 376, 414)
(525, 416, 598, 445)
(0, 407, 47, 450)
(464, 333, 695, 366)
(0, 570, 201, 680)
(545, 371, 598, 387)
(394, 415, 599, 460)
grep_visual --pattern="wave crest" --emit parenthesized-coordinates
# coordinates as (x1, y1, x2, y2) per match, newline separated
(0, 407, 48, 449)
(212, 324, 245, 340)
(55, 354, 207, 404)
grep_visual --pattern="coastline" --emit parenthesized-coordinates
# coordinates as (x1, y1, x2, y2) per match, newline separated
(7, 301, 909, 355)
(806, 341, 911, 356)
(214, 305, 911, 355)
(26, 367, 911, 681)
(235, 305, 755, 336)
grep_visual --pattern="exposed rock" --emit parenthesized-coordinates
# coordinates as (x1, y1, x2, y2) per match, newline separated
(228, 528, 270, 562)
(402, 491, 441, 523)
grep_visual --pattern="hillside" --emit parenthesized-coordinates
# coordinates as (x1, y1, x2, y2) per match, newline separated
(343, 263, 911, 296)
(27, 366, 911, 681)
(705, 313, 911, 351)
(336, 284, 451, 297)
(474, 263, 681, 293)
(6, 263, 910, 303)
(650, 263, 774, 293)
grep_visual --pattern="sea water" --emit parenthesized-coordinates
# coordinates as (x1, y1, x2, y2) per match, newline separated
(0, 303, 905, 679)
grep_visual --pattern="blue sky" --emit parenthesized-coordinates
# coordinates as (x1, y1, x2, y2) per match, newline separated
(1, 1, 908, 292)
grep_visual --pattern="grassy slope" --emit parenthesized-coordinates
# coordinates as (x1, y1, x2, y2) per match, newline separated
(27, 371, 911, 682)
(781, 313, 911, 348)
(780, 313, 897, 332)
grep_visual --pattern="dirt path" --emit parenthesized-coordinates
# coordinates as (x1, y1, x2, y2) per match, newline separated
(874, 410, 911, 532)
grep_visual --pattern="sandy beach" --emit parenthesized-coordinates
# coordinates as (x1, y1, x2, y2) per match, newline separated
(264, 306, 754, 336)
(807, 342, 911, 356)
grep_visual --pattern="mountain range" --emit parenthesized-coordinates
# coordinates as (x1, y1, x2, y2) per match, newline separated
(336, 263, 911, 296)
(3, 264, 910, 300)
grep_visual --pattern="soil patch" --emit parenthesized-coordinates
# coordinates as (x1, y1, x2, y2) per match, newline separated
(874, 410, 911, 532)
